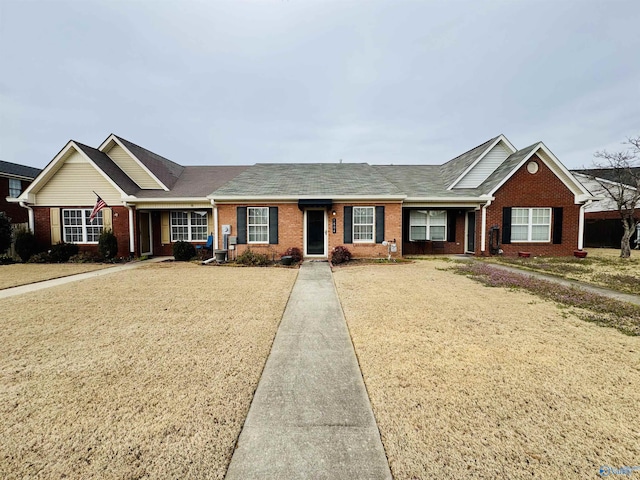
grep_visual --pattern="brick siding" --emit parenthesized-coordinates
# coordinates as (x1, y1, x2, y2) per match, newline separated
(0, 177, 31, 224)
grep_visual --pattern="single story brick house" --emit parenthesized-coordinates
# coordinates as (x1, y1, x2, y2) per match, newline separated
(12, 133, 594, 259)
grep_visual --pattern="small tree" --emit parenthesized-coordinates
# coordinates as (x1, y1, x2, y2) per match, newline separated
(0, 212, 11, 254)
(14, 228, 38, 262)
(587, 136, 640, 258)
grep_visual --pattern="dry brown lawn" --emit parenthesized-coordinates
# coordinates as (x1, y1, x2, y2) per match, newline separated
(334, 260, 640, 479)
(0, 263, 113, 290)
(0, 263, 297, 479)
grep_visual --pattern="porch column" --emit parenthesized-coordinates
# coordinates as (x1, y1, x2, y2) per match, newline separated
(480, 200, 491, 254)
(126, 205, 135, 255)
(211, 200, 219, 250)
(577, 201, 591, 251)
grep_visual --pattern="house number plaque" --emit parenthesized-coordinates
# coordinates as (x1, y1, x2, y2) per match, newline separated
(332, 218, 336, 234)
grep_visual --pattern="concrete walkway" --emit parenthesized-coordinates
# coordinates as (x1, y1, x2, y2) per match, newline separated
(484, 262, 640, 306)
(0, 257, 173, 299)
(225, 262, 392, 479)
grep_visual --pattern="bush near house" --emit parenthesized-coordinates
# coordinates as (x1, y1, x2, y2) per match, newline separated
(98, 230, 118, 260)
(282, 247, 303, 263)
(236, 249, 270, 266)
(331, 245, 352, 265)
(0, 212, 11, 254)
(49, 243, 79, 263)
(14, 228, 38, 263)
(172, 241, 196, 261)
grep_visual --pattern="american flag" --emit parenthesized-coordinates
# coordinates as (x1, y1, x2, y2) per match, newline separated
(89, 194, 107, 222)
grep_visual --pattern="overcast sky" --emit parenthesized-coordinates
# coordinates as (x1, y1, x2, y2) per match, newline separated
(1, 0, 639, 171)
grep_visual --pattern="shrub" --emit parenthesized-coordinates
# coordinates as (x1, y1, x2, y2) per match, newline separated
(331, 245, 352, 265)
(173, 241, 196, 261)
(27, 252, 51, 263)
(0, 212, 11, 254)
(98, 229, 118, 260)
(14, 228, 38, 262)
(70, 251, 102, 263)
(237, 248, 270, 266)
(0, 253, 15, 265)
(282, 247, 303, 263)
(49, 242, 79, 263)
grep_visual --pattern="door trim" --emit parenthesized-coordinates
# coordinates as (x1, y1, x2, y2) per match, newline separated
(303, 209, 328, 257)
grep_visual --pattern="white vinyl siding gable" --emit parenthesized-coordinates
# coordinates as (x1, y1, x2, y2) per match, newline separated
(455, 142, 511, 188)
(34, 151, 122, 206)
(104, 143, 162, 189)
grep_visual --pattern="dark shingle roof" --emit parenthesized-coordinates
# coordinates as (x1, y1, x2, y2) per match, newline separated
(114, 136, 185, 189)
(0, 160, 41, 179)
(137, 166, 249, 198)
(75, 142, 140, 195)
(439, 136, 499, 187)
(572, 167, 640, 188)
(212, 163, 404, 197)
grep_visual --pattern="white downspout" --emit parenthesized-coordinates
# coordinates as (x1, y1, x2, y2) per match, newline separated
(577, 200, 592, 251)
(211, 200, 219, 250)
(19, 202, 34, 232)
(126, 205, 135, 256)
(480, 200, 492, 254)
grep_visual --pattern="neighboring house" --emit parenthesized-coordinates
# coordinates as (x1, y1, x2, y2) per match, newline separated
(12, 133, 593, 258)
(572, 169, 639, 248)
(1, 160, 41, 224)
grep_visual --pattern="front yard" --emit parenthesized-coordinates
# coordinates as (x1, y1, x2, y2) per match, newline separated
(0, 263, 114, 290)
(0, 263, 297, 479)
(334, 261, 640, 479)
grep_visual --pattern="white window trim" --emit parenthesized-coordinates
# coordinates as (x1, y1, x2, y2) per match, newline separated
(353, 206, 375, 243)
(409, 210, 447, 241)
(9, 178, 22, 198)
(170, 211, 208, 242)
(511, 207, 551, 243)
(248, 207, 269, 244)
(62, 208, 103, 244)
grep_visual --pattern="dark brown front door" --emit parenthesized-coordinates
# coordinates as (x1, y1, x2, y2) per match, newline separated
(306, 210, 325, 255)
(139, 212, 151, 255)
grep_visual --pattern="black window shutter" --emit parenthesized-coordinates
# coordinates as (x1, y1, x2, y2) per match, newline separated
(502, 207, 512, 244)
(375, 206, 385, 243)
(344, 206, 353, 243)
(269, 207, 278, 244)
(237, 207, 247, 244)
(553, 207, 563, 244)
(447, 211, 456, 242)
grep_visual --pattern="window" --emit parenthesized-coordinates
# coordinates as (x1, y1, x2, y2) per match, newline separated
(9, 179, 21, 197)
(409, 210, 447, 241)
(248, 207, 269, 243)
(170, 211, 208, 242)
(353, 207, 374, 242)
(63, 209, 103, 243)
(511, 208, 551, 242)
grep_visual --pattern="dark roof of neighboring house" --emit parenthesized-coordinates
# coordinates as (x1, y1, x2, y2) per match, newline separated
(572, 167, 640, 187)
(439, 136, 500, 187)
(0, 160, 41, 179)
(136, 166, 249, 198)
(211, 163, 404, 197)
(75, 142, 140, 195)
(114, 135, 185, 189)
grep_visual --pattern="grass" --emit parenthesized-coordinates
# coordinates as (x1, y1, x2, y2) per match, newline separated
(333, 260, 640, 479)
(483, 248, 640, 295)
(0, 263, 297, 479)
(453, 261, 640, 336)
(0, 263, 114, 290)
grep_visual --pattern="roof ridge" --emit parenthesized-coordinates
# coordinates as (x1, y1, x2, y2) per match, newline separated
(441, 135, 500, 166)
(112, 135, 184, 169)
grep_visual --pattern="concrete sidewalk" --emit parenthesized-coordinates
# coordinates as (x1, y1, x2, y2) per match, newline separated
(0, 257, 172, 299)
(225, 262, 392, 479)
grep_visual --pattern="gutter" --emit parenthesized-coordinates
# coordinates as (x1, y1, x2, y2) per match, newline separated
(19, 201, 34, 232)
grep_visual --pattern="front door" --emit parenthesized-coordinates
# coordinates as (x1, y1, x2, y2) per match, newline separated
(466, 211, 475, 253)
(139, 212, 152, 255)
(306, 210, 326, 256)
